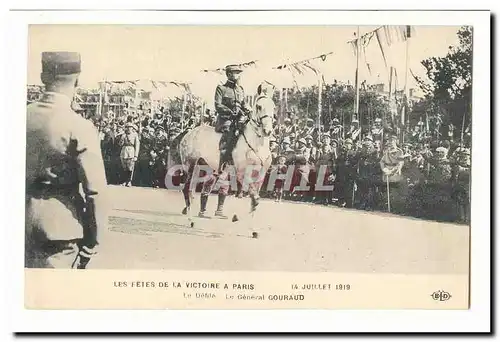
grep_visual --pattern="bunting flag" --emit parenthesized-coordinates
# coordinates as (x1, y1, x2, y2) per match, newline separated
(201, 60, 258, 73)
(272, 51, 333, 72)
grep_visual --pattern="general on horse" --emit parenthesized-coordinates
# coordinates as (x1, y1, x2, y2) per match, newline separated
(177, 67, 275, 226)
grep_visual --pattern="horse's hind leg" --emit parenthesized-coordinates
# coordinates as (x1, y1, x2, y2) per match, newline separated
(182, 164, 194, 216)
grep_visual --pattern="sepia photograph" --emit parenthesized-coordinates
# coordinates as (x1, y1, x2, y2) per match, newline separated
(18, 12, 484, 313)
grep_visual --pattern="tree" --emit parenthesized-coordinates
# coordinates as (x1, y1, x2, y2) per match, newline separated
(273, 81, 390, 133)
(413, 26, 472, 137)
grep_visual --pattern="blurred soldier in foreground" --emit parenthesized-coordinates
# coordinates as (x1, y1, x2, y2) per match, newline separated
(25, 52, 108, 269)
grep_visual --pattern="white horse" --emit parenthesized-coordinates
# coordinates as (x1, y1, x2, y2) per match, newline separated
(178, 83, 275, 231)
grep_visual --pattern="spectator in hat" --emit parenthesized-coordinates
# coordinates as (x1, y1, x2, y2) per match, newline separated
(269, 137, 279, 162)
(281, 136, 291, 152)
(330, 117, 343, 141)
(118, 122, 141, 187)
(302, 117, 316, 137)
(347, 118, 361, 141)
(371, 117, 384, 143)
(283, 117, 295, 136)
(271, 154, 288, 202)
(451, 147, 470, 223)
(304, 134, 317, 164)
(296, 137, 307, 155)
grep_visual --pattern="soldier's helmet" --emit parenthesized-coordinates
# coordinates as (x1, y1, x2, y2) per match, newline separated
(284, 117, 292, 124)
(332, 118, 340, 124)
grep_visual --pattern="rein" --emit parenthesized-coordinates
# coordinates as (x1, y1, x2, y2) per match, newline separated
(240, 96, 272, 167)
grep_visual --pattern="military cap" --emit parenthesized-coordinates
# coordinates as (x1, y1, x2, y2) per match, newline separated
(436, 146, 448, 154)
(305, 135, 313, 140)
(460, 148, 471, 155)
(352, 119, 359, 124)
(284, 117, 292, 123)
(282, 137, 291, 144)
(344, 138, 353, 144)
(42, 51, 81, 75)
(225, 64, 243, 73)
(322, 132, 331, 137)
(375, 117, 382, 122)
(364, 134, 374, 142)
(125, 122, 138, 131)
(387, 133, 398, 141)
(297, 138, 307, 145)
(306, 118, 314, 123)
(332, 118, 340, 123)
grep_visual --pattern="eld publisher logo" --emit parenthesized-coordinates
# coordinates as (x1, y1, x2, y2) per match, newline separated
(431, 290, 452, 302)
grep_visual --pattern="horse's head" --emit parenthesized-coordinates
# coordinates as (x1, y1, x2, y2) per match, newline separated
(250, 81, 275, 137)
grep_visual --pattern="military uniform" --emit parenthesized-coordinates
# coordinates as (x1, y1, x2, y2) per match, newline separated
(451, 148, 470, 222)
(119, 123, 140, 186)
(371, 118, 384, 143)
(423, 147, 453, 220)
(214, 65, 250, 169)
(347, 119, 361, 141)
(25, 52, 108, 269)
(334, 139, 358, 207)
(379, 136, 405, 213)
(357, 141, 380, 210)
(330, 119, 343, 142)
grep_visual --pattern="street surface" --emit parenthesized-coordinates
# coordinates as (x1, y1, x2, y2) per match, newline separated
(90, 185, 469, 274)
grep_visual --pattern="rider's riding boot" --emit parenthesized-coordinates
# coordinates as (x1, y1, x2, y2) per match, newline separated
(198, 194, 211, 218)
(214, 193, 228, 219)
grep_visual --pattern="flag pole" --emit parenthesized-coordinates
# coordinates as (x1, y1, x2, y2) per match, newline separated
(402, 25, 411, 144)
(354, 26, 361, 123)
(317, 75, 323, 133)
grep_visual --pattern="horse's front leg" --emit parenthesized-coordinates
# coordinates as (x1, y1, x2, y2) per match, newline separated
(249, 181, 261, 213)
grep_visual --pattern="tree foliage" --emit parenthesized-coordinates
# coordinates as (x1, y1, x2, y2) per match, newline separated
(413, 26, 472, 132)
(273, 81, 390, 131)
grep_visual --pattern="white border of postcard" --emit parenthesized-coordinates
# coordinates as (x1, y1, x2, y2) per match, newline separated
(2, 5, 491, 333)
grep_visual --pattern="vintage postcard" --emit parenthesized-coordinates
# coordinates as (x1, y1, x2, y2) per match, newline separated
(16, 9, 489, 319)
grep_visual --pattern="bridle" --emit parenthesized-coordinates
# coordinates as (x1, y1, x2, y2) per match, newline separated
(241, 94, 273, 166)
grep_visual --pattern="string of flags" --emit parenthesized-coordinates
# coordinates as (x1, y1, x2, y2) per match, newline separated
(348, 25, 416, 69)
(201, 60, 258, 74)
(96, 26, 414, 104)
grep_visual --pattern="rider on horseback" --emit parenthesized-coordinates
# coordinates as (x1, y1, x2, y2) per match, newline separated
(214, 64, 251, 174)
